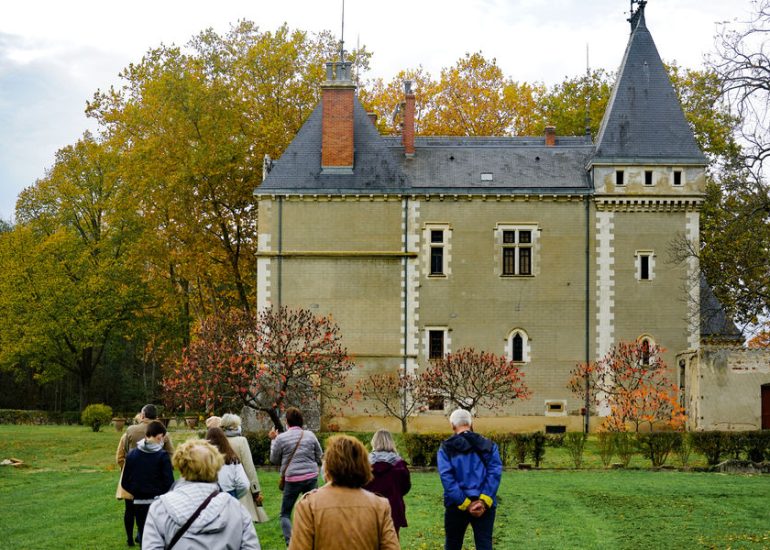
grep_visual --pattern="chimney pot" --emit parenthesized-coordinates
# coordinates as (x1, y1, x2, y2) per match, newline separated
(545, 125, 556, 147)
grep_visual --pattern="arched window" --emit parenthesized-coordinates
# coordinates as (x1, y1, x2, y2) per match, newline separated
(638, 336, 654, 366)
(506, 329, 530, 363)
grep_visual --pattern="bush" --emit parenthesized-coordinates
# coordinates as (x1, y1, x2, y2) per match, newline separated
(636, 432, 678, 468)
(545, 433, 565, 448)
(488, 433, 515, 467)
(530, 431, 546, 468)
(613, 432, 635, 467)
(743, 431, 770, 462)
(245, 431, 271, 466)
(724, 431, 747, 460)
(691, 431, 728, 466)
(402, 433, 445, 466)
(597, 432, 615, 467)
(81, 404, 113, 432)
(564, 432, 587, 468)
(673, 432, 693, 469)
(512, 433, 532, 465)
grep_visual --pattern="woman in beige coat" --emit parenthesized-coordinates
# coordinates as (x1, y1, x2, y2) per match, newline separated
(220, 413, 268, 523)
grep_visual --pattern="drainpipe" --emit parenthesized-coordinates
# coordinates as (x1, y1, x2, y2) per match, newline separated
(402, 196, 409, 411)
(584, 189, 591, 433)
(277, 196, 283, 308)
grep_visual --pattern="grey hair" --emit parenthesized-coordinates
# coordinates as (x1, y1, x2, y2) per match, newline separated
(219, 413, 242, 430)
(449, 409, 473, 428)
(371, 429, 396, 453)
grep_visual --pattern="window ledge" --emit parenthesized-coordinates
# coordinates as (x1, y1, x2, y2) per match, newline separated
(428, 274, 448, 279)
(500, 275, 535, 278)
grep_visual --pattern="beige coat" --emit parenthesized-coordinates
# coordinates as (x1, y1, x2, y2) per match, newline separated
(227, 434, 268, 523)
(115, 419, 174, 499)
(288, 484, 400, 550)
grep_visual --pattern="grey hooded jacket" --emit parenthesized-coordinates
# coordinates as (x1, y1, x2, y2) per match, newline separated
(141, 480, 260, 550)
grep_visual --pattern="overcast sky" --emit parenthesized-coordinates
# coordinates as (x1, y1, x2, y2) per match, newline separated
(0, 0, 751, 220)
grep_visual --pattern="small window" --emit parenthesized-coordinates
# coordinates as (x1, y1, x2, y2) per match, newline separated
(512, 334, 524, 362)
(644, 170, 653, 186)
(548, 403, 564, 412)
(428, 330, 445, 359)
(427, 395, 444, 411)
(430, 230, 444, 275)
(640, 255, 650, 280)
(641, 339, 651, 365)
(616, 170, 625, 186)
(425, 225, 450, 277)
(481, 172, 493, 182)
(673, 171, 682, 186)
(507, 329, 530, 363)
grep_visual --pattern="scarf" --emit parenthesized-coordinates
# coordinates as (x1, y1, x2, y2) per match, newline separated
(223, 426, 242, 437)
(138, 439, 163, 453)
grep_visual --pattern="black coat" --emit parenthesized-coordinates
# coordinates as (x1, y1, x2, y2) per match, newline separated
(121, 444, 174, 501)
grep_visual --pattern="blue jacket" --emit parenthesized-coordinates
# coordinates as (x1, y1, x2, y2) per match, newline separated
(121, 440, 174, 502)
(438, 431, 502, 509)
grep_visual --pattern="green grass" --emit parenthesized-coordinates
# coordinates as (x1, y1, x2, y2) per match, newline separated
(1, 426, 769, 549)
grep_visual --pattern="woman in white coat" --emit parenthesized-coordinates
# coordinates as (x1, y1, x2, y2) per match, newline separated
(220, 413, 269, 523)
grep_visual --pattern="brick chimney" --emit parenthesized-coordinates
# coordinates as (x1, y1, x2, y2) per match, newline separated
(322, 60, 355, 174)
(545, 125, 556, 147)
(402, 80, 415, 158)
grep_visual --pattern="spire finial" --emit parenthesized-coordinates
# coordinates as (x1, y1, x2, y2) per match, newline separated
(339, 0, 346, 62)
(627, 0, 647, 32)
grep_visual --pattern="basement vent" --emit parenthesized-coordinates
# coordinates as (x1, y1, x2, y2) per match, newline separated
(481, 172, 494, 182)
(545, 425, 566, 434)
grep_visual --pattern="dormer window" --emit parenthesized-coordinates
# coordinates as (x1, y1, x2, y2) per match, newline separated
(616, 170, 625, 186)
(644, 170, 653, 186)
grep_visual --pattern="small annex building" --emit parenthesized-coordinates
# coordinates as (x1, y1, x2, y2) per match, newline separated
(255, 2, 769, 432)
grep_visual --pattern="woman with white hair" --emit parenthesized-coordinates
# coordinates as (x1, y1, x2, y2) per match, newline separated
(364, 429, 411, 537)
(220, 413, 268, 523)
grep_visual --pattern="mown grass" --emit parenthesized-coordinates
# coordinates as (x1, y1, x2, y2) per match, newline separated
(1, 425, 769, 549)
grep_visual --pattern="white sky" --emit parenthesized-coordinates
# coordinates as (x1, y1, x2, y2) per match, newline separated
(0, 0, 750, 220)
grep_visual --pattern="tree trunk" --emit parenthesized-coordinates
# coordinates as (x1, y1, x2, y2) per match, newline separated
(401, 416, 408, 433)
(265, 407, 285, 432)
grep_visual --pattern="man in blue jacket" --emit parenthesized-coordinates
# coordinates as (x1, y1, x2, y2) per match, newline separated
(438, 408, 503, 550)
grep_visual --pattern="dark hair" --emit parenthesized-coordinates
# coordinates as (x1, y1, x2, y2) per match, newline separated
(286, 407, 304, 428)
(324, 435, 372, 488)
(206, 427, 241, 465)
(146, 420, 167, 438)
(141, 404, 158, 420)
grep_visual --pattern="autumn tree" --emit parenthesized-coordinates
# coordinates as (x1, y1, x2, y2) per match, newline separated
(355, 369, 420, 433)
(163, 307, 356, 430)
(568, 341, 686, 432)
(0, 134, 150, 410)
(416, 348, 529, 413)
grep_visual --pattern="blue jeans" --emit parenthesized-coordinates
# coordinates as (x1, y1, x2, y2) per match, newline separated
(444, 504, 496, 550)
(280, 477, 318, 544)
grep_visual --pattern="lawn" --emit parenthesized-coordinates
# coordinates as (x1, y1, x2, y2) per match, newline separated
(1, 425, 769, 549)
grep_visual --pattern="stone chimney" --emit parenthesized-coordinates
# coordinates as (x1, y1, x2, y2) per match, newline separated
(402, 81, 415, 158)
(545, 125, 556, 147)
(322, 60, 355, 174)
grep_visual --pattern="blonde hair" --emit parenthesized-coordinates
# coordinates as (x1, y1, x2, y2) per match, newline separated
(371, 429, 396, 453)
(172, 439, 224, 482)
(323, 435, 373, 488)
(219, 413, 241, 431)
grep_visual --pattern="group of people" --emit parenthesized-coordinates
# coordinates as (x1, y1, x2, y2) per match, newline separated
(115, 405, 502, 550)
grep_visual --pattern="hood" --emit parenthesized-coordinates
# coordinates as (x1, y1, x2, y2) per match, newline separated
(157, 480, 231, 534)
(369, 450, 401, 466)
(442, 431, 493, 456)
(137, 438, 162, 453)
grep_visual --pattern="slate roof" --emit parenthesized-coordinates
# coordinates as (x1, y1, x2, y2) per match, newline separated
(258, 96, 594, 195)
(700, 275, 742, 341)
(592, 6, 707, 165)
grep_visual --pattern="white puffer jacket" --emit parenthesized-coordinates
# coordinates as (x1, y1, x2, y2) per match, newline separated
(218, 462, 250, 498)
(142, 480, 260, 550)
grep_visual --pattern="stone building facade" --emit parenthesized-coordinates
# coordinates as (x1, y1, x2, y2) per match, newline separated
(255, 4, 766, 432)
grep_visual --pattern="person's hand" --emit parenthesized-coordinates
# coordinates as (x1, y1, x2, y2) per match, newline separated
(252, 491, 264, 506)
(468, 499, 487, 518)
(268, 428, 278, 440)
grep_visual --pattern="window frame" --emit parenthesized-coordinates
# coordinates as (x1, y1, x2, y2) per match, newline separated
(506, 328, 530, 364)
(423, 224, 451, 278)
(497, 224, 538, 277)
(635, 250, 655, 282)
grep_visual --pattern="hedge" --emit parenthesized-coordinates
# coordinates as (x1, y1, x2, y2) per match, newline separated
(0, 409, 80, 425)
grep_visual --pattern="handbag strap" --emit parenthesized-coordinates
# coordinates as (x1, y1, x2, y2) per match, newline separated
(281, 430, 305, 478)
(166, 488, 220, 550)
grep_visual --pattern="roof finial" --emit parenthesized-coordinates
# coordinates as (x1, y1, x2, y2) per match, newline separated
(339, 0, 346, 62)
(584, 43, 591, 139)
(627, 0, 647, 32)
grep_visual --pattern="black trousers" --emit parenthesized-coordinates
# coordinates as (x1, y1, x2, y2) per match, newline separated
(123, 499, 135, 541)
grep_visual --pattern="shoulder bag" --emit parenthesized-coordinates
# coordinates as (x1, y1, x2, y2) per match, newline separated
(278, 430, 305, 491)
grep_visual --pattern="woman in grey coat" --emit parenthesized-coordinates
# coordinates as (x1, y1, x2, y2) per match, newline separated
(268, 407, 323, 546)
(142, 439, 260, 550)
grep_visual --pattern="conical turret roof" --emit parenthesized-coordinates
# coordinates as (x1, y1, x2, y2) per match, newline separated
(593, 5, 707, 164)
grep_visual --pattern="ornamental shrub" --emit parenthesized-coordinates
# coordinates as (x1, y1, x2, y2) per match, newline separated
(597, 432, 615, 467)
(81, 404, 113, 432)
(564, 432, 587, 468)
(613, 432, 635, 467)
(512, 433, 532, 465)
(403, 433, 444, 466)
(691, 431, 727, 465)
(743, 431, 770, 462)
(488, 433, 515, 467)
(530, 431, 547, 467)
(636, 432, 678, 468)
(673, 431, 693, 469)
(245, 431, 271, 466)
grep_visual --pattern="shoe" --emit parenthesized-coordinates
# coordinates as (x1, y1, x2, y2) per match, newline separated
(127, 539, 135, 547)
